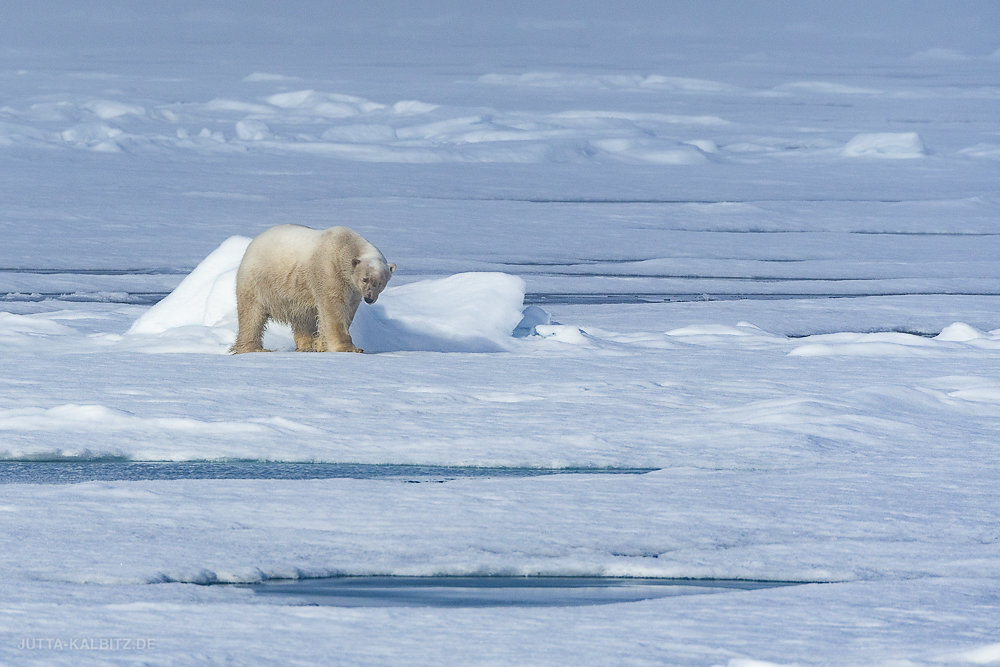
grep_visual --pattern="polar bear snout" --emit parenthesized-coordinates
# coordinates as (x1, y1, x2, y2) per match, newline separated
(356, 260, 394, 306)
(361, 280, 384, 304)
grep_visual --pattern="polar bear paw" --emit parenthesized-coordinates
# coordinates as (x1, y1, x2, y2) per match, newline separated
(312, 338, 364, 353)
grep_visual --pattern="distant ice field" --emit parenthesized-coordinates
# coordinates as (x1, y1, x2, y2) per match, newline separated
(2, 1, 1000, 665)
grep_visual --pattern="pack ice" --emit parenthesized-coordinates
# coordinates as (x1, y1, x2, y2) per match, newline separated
(2, 1, 1000, 665)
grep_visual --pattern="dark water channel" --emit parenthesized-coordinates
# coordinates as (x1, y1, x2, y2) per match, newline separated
(0, 461, 655, 484)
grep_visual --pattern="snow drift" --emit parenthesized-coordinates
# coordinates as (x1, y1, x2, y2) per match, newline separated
(126, 236, 528, 353)
(842, 132, 926, 159)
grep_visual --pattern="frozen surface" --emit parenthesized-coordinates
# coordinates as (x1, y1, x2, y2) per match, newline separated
(2, 1, 1000, 665)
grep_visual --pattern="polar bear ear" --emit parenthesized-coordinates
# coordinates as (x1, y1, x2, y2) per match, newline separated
(388, 263, 396, 273)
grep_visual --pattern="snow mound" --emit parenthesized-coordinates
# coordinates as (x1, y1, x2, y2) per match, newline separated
(936, 642, 1000, 664)
(789, 324, 1000, 357)
(0, 312, 78, 347)
(789, 331, 938, 357)
(842, 132, 925, 159)
(351, 273, 526, 353)
(933, 323, 1000, 349)
(60, 122, 126, 152)
(935, 322, 984, 342)
(266, 89, 385, 117)
(667, 323, 769, 337)
(126, 237, 528, 354)
(127, 236, 249, 336)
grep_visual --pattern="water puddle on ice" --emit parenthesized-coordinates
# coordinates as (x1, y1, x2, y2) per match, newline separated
(0, 462, 655, 485)
(524, 292, 825, 305)
(240, 576, 802, 608)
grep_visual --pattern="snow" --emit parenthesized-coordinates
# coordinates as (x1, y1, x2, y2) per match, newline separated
(943, 643, 1000, 665)
(350, 272, 527, 353)
(2, 1, 1000, 664)
(842, 132, 927, 159)
(125, 236, 249, 337)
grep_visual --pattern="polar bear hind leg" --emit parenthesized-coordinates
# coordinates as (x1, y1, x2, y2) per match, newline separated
(315, 298, 364, 353)
(230, 288, 272, 354)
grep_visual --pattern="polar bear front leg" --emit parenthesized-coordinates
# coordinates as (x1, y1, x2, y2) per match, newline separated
(316, 299, 364, 353)
(291, 312, 321, 352)
(293, 329, 319, 352)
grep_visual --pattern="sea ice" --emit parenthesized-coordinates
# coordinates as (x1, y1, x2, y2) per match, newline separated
(2, 1, 1000, 664)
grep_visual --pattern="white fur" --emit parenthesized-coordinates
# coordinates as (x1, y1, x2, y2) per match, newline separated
(230, 224, 395, 353)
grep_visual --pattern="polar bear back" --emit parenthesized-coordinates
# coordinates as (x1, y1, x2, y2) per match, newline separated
(256, 223, 323, 253)
(242, 224, 322, 271)
(239, 224, 381, 281)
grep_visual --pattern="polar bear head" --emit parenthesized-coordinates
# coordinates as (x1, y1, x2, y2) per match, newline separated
(352, 257, 396, 304)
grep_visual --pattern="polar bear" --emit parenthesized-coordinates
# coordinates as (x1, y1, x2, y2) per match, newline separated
(230, 224, 395, 354)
